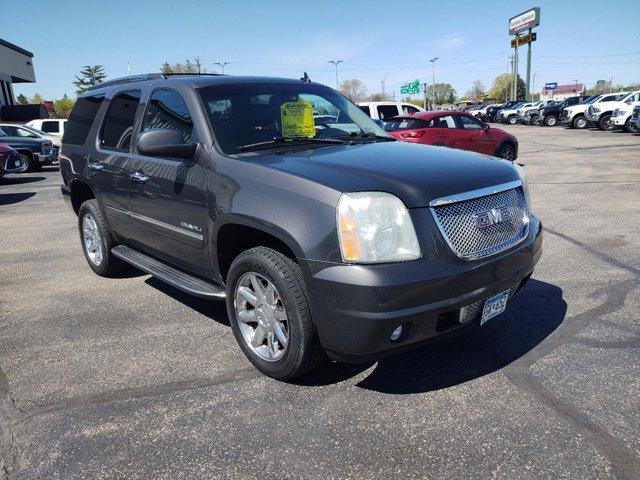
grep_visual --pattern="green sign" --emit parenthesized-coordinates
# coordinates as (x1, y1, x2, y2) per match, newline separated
(400, 80, 420, 95)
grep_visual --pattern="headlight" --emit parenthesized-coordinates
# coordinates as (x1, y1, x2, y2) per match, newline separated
(513, 163, 532, 211)
(337, 192, 421, 263)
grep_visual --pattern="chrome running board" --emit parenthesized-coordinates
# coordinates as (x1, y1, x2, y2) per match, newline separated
(112, 245, 226, 300)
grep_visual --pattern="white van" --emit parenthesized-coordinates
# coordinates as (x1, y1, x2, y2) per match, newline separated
(357, 102, 424, 121)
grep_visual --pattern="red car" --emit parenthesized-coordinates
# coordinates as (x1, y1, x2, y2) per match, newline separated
(385, 111, 518, 160)
(0, 144, 24, 179)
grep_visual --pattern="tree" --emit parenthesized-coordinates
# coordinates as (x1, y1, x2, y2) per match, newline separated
(73, 65, 107, 95)
(339, 79, 368, 103)
(466, 80, 486, 102)
(16, 94, 29, 105)
(489, 73, 526, 102)
(30, 93, 43, 104)
(54, 94, 75, 118)
(426, 83, 456, 106)
(447, 92, 456, 104)
(161, 58, 207, 74)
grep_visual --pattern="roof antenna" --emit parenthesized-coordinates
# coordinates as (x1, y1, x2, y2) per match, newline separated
(300, 72, 311, 83)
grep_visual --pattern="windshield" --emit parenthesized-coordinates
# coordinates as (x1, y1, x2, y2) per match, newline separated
(0, 129, 7, 137)
(198, 83, 388, 154)
(21, 125, 47, 136)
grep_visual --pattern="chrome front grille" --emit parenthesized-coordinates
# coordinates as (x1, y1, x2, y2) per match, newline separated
(431, 185, 529, 260)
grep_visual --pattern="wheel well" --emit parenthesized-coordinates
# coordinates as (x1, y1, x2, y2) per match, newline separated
(217, 224, 297, 281)
(70, 181, 95, 214)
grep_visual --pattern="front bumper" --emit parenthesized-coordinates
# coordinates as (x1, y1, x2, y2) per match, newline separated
(611, 115, 627, 126)
(305, 214, 543, 362)
(37, 150, 58, 165)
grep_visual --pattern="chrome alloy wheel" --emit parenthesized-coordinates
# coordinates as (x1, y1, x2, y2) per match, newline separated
(234, 272, 289, 362)
(82, 214, 103, 266)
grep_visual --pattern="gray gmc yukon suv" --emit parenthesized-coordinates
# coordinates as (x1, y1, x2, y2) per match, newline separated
(60, 73, 542, 379)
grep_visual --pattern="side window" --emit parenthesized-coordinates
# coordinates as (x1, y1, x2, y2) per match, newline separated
(41, 121, 60, 133)
(429, 115, 456, 128)
(1, 126, 19, 136)
(600, 95, 617, 102)
(377, 105, 399, 120)
(358, 105, 371, 116)
(402, 105, 420, 115)
(458, 115, 484, 130)
(625, 93, 640, 104)
(142, 89, 193, 143)
(100, 90, 142, 151)
(62, 95, 104, 146)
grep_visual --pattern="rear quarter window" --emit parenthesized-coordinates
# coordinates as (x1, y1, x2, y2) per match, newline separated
(62, 95, 105, 145)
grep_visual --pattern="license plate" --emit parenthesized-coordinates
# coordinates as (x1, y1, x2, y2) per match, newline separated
(481, 290, 510, 325)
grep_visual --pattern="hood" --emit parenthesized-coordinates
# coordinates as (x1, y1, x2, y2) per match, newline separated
(253, 141, 519, 208)
(565, 104, 588, 113)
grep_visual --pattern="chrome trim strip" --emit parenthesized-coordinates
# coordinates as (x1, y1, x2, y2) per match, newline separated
(428, 180, 523, 207)
(105, 204, 129, 215)
(130, 211, 204, 241)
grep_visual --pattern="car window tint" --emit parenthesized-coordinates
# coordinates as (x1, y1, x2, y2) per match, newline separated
(358, 105, 371, 116)
(385, 118, 427, 131)
(458, 115, 484, 130)
(624, 93, 640, 104)
(63, 95, 105, 146)
(100, 90, 141, 151)
(1, 126, 18, 136)
(41, 121, 60, 133)
(143, 89, 193, 143)
(377, 105, 399, 120)
(429, 115, 456, 128)
(402, 105, 420, 115)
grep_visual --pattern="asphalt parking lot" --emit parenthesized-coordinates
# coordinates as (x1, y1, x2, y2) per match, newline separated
(1, 125, 639, 479)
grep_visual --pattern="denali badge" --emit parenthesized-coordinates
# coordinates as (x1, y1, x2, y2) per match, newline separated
(475, 206, 511, 229)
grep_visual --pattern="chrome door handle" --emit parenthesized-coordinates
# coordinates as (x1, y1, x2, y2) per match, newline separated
(88, 162, 104, 171)
(130, 171, 149, 184)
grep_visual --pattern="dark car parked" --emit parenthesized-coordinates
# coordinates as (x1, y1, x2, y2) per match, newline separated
(538, 95, 592, 127)
(0, 128, 56, 172)
(0, 144, 24, 179)
(59, 73, 542, 379)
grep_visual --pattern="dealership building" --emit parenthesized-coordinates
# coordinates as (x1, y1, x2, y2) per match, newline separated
(0, 38, 36, 107)
(540, 83, 585, 101)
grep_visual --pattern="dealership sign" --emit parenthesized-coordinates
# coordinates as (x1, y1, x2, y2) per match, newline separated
(509, 7, 540, 35)
(544, 83, 557, 90)
(400, 80, 420, 95)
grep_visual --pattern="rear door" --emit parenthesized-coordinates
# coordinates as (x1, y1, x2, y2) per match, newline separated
(92, 89, 143, 238)
(127, 88, 209, 274)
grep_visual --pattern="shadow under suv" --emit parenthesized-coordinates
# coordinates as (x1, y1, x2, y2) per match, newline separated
(59, 73, 542, 379)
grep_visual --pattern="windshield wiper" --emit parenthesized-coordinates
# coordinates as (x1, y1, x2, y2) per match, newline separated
(238, 136, 345, 152)
(345, 131, 396, 142)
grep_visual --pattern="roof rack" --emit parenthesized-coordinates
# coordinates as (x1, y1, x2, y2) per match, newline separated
(87, 72, 225, 91)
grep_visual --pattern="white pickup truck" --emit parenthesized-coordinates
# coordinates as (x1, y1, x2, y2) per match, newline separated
(600, 91, 640, 132)
(561, 92, 628, 129)
(357, 102, 424, 121)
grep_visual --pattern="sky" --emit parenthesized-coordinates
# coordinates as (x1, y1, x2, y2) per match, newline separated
(2, 0, 639, 101)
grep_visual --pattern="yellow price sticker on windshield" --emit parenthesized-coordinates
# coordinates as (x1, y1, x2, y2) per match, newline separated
(281, 99, 316, 137)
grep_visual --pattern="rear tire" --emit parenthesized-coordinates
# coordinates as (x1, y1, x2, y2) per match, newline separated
(572, 115, 588, 129)
(544, 115, 557, 127)
(226, 247, 325, 380)
(598, 114, 613, 131)
(78, 199, 128, 277)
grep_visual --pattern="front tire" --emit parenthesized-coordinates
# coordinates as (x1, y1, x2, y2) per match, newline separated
(508, 115, 517, 125)
(78, 199, 128, 276)
(18, 153, 38, 173)
(624, 118, 637, 133)
(573, 115, 588, 129)
(497, 142, 516, 160)
(544, 115, 557, 127)
(226, 247, 325, 380)
(530, 114, 540, 126)
(598, 114, 613, 131)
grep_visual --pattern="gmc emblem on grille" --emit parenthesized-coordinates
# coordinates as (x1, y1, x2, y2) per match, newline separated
(475, 206, 511, 228)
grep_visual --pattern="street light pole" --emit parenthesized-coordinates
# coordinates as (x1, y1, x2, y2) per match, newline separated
(429, 57, 438, 110)
(327, 60, 343, 90)
(214, 62, 229, 74)
(573, 79, 579, 97)
(381, 73, 390, 100)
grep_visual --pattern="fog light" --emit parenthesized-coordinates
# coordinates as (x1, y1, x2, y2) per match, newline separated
(390, 325, 403, 341)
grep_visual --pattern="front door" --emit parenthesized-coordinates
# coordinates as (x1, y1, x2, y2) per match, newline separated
(92, 89, 142, 239)
(427, 114, 458, 147)
(127, 88, 209, 275)
(453, 114, 495, 155)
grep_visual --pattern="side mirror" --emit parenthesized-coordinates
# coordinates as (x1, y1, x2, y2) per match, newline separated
(137, 129, 197, 160)
(483, 123, 490, 131)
